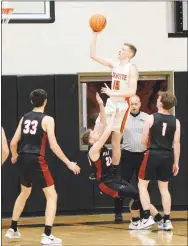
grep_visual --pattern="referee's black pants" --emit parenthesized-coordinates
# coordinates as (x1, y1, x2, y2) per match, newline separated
(114, 149, 145, 215)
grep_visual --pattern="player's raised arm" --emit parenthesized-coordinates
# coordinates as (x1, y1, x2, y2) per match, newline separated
(90, 32, 113, 68)
(93, 93, 107, 135)
(2, 127, 9, 165)
(44, 116, 80, 175)
(173, 119, 181, 176)
(10, 118, 23, 164)
(90, 108, 118, 155)
(96, 93, 106, 126)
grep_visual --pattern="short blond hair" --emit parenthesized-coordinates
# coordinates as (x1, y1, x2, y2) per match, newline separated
(124, 43, 137, 57)
(81, 130, 91, 145)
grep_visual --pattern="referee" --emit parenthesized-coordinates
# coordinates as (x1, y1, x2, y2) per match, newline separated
(114, 95, 148, 223)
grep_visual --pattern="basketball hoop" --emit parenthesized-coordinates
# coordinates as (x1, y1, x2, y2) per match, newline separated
(2, 8, 14, 24)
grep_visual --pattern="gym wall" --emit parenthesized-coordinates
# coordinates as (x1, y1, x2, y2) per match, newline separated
(1, 2, 187, 217)
(2, 2, 187, 75)
(2, 72, 188, 217)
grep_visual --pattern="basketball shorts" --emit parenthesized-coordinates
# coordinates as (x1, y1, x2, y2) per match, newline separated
(138, 149, 174, 181)
(99, 178, 139, 200)
(17, 154, 54, 188)
(96, 98, 130, 133)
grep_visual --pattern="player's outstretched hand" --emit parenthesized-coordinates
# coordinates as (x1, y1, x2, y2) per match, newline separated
(172, 164, 179, 176)
(67, 162, 81, 175)
(96, 93, 103, 105)
(101, 83, 112, 97)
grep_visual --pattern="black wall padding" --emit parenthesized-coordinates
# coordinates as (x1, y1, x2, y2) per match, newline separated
(1, 76, 20, 214)
(1, 72, 188, 217)
(173, 72, 188, 206)
(17, 75, 55, 120)
(16, 75, 56, 213)
(54, 75, 94, 211)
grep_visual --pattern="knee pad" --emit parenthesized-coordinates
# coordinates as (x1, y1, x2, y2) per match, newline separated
(129, 199, 142, 210)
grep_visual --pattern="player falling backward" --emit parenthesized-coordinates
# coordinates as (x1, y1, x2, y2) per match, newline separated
(82, 93, 154, 230)
(90, 31, 138, 178)
(5, 89, 80, 245)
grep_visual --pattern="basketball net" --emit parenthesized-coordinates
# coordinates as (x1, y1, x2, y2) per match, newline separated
(2, 8, 14, 24)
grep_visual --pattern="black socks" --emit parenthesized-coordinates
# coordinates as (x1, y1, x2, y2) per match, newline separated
(11, 220, 18, 232)
(163, 214, 170, 222)
(132, 217, 140, 222)
(143, 210, 150, 219)
(44, 225, 52, 236)
(154, 213, 163, 222)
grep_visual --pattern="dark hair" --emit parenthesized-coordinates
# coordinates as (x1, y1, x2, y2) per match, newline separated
(124, 43, 137, 57)
(30, 89, 47, 107)
(81, 129, 91, 145)
(158, 91, 177, 110)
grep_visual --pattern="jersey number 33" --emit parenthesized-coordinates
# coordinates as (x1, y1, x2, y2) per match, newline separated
(23, 120, 38, 135)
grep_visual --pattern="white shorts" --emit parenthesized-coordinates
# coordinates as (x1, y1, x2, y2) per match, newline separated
(96, 98, 130, 133)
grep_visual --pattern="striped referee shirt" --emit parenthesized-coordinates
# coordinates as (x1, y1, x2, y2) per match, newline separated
(122, 112, 148, 152)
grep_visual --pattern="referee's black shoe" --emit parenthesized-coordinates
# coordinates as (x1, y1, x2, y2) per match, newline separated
(115, 213, 123, 224)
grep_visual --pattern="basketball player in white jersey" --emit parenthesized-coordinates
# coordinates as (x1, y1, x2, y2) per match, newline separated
(90, 32, 138, 174)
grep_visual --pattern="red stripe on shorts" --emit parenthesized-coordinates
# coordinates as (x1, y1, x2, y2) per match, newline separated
(99, 183, 119, 198)
(120, 98, 130, 134)
(138, 150, 150, 180)
(38, 156, 54, 187)
(40, 133, 47, 157)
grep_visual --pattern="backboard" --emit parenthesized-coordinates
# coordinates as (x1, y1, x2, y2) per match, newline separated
(2, 1, 55, 23)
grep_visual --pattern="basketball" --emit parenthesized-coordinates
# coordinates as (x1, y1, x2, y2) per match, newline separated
(89, 14, 107, 32)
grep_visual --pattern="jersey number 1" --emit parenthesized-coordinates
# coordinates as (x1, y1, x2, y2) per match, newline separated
(23, 120, 38, 135)
(162, 122, 167, 136)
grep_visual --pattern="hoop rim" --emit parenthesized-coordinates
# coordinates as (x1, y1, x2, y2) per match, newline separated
(2, 8, 14, 14)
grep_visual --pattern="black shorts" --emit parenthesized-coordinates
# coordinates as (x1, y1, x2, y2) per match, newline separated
(17, 154, 54, 188)
(120, 149, 145, 184)
(138, 149, 174, 181)
(99, 178, 139, 201)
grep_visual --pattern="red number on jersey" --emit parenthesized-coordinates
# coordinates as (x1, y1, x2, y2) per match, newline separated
(113, 80, 120, 90)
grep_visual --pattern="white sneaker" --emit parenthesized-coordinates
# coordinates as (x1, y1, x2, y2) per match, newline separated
(41, 233, 62, 245)
(139, 216, 155, 229)
(163, 220, 173, 230)
(157, 219, 164, 230)
(129, 220, 141, 230)
(5, 228, 21, 239)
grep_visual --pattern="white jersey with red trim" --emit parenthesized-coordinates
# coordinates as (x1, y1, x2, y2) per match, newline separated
(111, 62, 132, 101)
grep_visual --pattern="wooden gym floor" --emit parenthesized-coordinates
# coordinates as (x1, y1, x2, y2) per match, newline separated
(2, 211, 188, 245)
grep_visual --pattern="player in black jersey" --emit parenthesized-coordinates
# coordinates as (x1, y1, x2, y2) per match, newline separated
(2, 127, 9, 165)
(138, 91, 180, 231)
(82, 93, 152, 230)
(5, 89, 80, 245)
